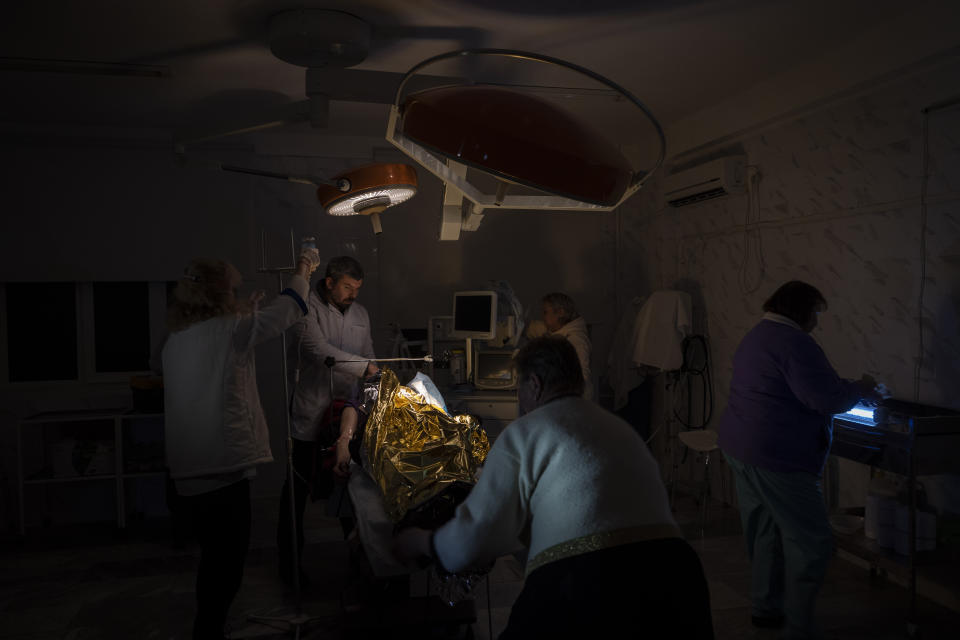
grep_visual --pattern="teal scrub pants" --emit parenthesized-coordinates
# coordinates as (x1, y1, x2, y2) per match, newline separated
(725, 453, 834, 640)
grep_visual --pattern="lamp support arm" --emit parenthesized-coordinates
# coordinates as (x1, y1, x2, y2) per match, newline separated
(220, 165, 350, 190)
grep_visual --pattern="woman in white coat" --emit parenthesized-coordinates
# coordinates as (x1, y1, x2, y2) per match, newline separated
(162, 247, 318, 640)
(539, 292, 593, 400)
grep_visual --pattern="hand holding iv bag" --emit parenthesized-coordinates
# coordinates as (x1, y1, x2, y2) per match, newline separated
(298, 236, 321, 273)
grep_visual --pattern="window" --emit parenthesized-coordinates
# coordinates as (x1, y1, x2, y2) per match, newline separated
(1, 281, 168, 385)
(92, 282, 150, 373)
(5, 283, 79, 382)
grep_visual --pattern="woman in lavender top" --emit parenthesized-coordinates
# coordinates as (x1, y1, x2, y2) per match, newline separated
(717, 280, 879, 640)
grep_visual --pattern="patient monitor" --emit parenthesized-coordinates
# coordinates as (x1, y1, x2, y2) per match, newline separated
(451, 290, 498, 340)
(451, 290, 497, 382)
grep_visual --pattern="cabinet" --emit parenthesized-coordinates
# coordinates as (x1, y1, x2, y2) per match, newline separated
(447, 391, 519, 441)
(17, 408, 167, 535)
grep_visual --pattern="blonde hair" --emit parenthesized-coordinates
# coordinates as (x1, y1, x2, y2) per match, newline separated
(167, 258, 239, 332)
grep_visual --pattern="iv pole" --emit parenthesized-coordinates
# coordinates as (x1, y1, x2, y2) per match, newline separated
(245, 229, 325, 639)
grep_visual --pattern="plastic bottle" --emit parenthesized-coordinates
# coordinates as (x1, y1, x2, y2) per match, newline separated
(299, 236, 319, 272)
(866, 472, 899, 542)
(892, 482, 937, 555)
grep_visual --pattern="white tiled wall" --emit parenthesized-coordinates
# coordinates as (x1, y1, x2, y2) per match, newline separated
(617, 57, 960, 509)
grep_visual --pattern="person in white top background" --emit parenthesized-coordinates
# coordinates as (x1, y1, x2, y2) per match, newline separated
(393, 336, 714, 638)
(276, 255, 378, 587)
(162, 246, 319, 640)
(528, 292, 593, 400)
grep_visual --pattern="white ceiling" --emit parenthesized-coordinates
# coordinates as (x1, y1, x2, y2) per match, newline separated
(1, 0, 957, 157)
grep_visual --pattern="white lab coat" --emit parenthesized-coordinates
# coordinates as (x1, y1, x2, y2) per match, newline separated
(287, 288, 375, 441)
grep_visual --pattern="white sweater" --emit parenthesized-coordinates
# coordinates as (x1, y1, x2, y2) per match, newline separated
(162, 275, 309, 494)
(433, 396, 678, 575)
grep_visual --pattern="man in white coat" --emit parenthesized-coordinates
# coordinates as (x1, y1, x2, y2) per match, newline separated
(277, 255, 378, 586)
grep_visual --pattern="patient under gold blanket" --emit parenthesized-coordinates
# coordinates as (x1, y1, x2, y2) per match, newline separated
(347, 369, 490, 579)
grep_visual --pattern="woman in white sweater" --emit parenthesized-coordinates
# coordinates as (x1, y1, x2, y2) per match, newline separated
(394, 336, 714, 638)
(162, 247, 318, 640)
(540, 292, 593, 400)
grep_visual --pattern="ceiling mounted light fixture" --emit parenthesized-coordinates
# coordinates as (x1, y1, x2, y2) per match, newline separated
(315, 163, 418, 233)
(221, 162, 418, 235)
(386, 48, 666, 240)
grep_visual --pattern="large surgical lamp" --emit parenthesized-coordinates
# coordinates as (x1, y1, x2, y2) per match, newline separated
(221, 162, 418, 235)
(386, 48, 666, 240)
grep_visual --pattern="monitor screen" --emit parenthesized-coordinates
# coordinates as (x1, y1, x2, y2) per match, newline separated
(451, 291, 498, 340)
(474, 350, 517, 390)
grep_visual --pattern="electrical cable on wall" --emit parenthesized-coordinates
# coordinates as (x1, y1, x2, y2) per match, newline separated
(672, 335, 714, 430)
(664, 334, 715, 483)
(915, 108, 930, 403)
(914, 95, 960, 401)
(738, 166, 766, 294)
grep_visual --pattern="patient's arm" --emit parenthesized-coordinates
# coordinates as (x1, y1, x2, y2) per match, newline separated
(335, 406, 359, 479)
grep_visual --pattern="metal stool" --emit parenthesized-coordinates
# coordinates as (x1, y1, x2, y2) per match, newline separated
(676, 429, 721, 545)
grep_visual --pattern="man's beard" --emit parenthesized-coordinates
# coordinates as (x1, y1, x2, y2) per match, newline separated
(320, 283, 354, 312)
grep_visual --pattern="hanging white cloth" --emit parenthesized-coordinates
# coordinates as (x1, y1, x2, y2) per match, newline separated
(631, 290, 692, 371)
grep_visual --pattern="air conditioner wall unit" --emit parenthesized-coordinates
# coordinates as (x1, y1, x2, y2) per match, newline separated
(664, 156, 746, 207)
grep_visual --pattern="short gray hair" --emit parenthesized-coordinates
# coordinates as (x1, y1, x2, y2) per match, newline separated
(542, 292, 579, 326)
(514, 336, 584, 397)
(324, 255, 364, 282)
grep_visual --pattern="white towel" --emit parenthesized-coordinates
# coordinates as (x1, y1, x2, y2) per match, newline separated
(631, 291, 692, 371)
(408, 372, 448, 413)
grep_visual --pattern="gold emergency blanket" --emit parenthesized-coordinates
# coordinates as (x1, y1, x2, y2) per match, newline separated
(362, 369, 490, 522)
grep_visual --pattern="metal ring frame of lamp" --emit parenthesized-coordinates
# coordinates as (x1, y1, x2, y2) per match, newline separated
(385, 48, 666, 237)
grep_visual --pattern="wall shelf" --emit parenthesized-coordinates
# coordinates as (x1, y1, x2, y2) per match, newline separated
(17, 409, 166, 535)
